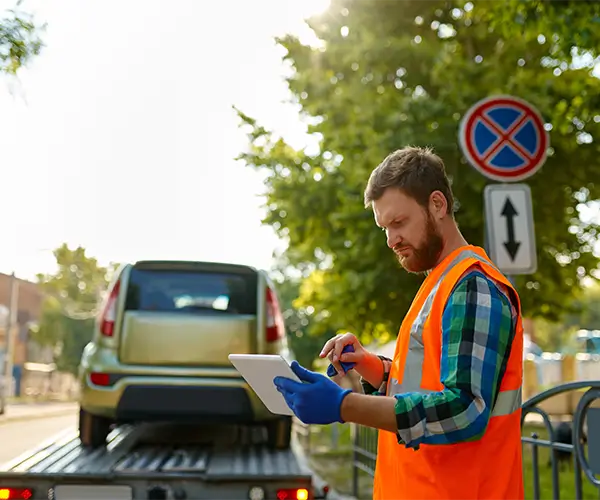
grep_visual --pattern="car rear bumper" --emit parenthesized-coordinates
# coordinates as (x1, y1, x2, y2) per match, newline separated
(80, 374, 276, 423)
(117, 384, 255, 422)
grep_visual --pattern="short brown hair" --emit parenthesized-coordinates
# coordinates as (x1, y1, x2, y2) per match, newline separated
(363, 146, 454, 214)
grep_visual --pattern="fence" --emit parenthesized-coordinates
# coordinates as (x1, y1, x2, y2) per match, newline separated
(294, 381, 600, 499)
(352, 381, 600, 499)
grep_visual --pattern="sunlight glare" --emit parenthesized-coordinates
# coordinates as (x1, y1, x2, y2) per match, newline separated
(281, 0, 331, 48)
(297, 0, 331, 19)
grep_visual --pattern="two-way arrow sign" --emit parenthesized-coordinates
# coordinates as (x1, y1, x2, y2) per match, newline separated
(500, 198, 520, 261)
(484, 184, 537, 275)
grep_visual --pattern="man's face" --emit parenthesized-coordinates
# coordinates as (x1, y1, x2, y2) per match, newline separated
(373, 188, 444, 273)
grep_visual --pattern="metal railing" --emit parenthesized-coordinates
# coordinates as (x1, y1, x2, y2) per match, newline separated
(349, 381, 600, 499)
(520, 381, 600, 499)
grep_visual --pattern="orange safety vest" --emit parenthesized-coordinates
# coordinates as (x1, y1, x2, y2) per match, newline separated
(373, 245, 524, 500)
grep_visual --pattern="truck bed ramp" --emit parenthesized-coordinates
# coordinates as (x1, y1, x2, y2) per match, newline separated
(0, 423, 322, 500)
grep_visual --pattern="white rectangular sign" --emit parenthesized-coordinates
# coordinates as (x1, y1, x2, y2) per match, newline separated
(484, 183, 537, 275)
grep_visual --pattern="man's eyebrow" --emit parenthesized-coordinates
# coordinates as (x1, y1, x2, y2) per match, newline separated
(380, 215, 407, 228)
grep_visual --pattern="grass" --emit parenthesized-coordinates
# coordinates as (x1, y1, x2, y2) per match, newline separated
(521, 425, 598, 500)
(299, 423, 600, 499)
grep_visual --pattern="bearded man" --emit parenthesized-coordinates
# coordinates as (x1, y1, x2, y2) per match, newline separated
(274, 146, 524, 500)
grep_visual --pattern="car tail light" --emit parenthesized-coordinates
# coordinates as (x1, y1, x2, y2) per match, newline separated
(265, 287, 285, 343)
(100, 280, 121, 337)
(0, 488, 33, 500)
(276, 489, 309, 500)
(90, 372, 111, 386)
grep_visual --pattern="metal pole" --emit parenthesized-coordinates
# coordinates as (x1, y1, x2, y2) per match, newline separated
(2, 273, 19, 403)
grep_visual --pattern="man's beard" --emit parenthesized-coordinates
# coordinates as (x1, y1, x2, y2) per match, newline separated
(394, 215, 444, 274)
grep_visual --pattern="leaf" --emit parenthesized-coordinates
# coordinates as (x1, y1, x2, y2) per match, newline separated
(0, 5, 45, 75)
(34, 244, 117, 374)
(237, 0, 600, 343)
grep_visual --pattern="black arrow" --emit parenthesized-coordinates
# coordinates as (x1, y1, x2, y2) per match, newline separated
(501, 197, 521, 261)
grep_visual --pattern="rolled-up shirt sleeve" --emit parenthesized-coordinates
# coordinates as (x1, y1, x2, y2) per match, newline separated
(392, 270, 517, 449)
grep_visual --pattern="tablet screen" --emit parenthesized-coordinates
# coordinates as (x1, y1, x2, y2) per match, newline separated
(228, 354, 300, 416)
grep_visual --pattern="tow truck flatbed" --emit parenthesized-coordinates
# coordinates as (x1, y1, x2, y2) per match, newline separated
(0, 422, 325, 500)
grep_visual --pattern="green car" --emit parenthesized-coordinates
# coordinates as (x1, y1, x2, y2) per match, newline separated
(78, 260, 294, 449)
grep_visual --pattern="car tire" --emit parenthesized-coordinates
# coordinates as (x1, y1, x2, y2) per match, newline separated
(79, 407, 112, 448)
(266, 416, 292, 450)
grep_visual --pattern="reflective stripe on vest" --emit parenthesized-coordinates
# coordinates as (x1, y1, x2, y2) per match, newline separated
(387, 248, 521, 418)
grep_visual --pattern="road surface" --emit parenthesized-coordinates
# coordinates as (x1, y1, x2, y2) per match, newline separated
(0, 412, 77, 466)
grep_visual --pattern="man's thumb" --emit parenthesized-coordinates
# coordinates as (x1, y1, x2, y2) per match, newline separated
(290, 360, 320, 383)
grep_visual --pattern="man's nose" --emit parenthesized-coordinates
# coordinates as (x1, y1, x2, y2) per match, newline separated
(387, 230, 401, 249)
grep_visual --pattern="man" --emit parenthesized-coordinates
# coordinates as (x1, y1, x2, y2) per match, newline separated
(274, 146, 524, 500)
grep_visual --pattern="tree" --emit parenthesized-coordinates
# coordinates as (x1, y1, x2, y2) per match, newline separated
(0, 2, 45, 75)
(486, 0, 600, 61)
(267, 252, 334, 369)
(237, 0, 600, 342)
(576, 283, 600, 330)
(275, 277, 325, 370)
(31, 244, 117, 374)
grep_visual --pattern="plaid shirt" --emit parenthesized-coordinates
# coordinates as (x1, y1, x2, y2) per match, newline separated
(362, 269, 517, 449)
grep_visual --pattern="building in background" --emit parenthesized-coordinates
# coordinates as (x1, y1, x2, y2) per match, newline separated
(0, 273, 54, 397)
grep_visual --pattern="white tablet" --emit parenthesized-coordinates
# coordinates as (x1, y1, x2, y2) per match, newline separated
(228, 354, 301, 416)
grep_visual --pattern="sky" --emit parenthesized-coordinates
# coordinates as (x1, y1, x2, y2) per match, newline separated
(0, 0, 330, 281)
(0, 0, 598, 284)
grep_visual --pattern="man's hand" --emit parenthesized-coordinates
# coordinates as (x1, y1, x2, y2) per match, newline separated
(320, 333, 386, 388)
(273, 361, 352, 425)
(319, 332, 367, 377)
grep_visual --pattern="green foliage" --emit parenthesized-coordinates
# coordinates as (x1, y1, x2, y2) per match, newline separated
(532, 319, 578, 352)
(31, 244, 117, 374)
(486, 0, 600, 60)
(238, 0, 600, 342)
(272, 254, 336, 369)
(574, 282, 600, 330)
(0, 2, 45, 75)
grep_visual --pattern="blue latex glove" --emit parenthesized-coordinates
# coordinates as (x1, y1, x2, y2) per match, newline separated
(274, 361, 352, 425)
(326, 344, 356, 377)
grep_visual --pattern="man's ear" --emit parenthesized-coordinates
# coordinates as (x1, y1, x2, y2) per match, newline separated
(429, 191, 447, 219)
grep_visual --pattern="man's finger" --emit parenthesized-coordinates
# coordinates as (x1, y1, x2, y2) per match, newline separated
(328, 350, 344, 376)
(290, 360, 320, 383)
(340, 351, 360, 363)
(274, 376, 301, 393)
(319, 337, 337, 358)
(333, 338, 351, 362)
(280, 391, 297, 413)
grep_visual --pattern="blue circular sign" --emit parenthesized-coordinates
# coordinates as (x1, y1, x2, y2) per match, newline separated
(458, 95, 549, 182)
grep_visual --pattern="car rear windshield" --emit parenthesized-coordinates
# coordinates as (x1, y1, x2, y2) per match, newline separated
(124, 268, 257, 315)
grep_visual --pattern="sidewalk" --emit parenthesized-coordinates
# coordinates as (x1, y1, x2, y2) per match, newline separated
(0, 401, 78, 425)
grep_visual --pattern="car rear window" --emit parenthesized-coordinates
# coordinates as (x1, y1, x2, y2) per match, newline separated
(124, 268, 257, 315)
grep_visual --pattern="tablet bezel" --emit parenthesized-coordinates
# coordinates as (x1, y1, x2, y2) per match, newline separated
(228, 354, 300, 417)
